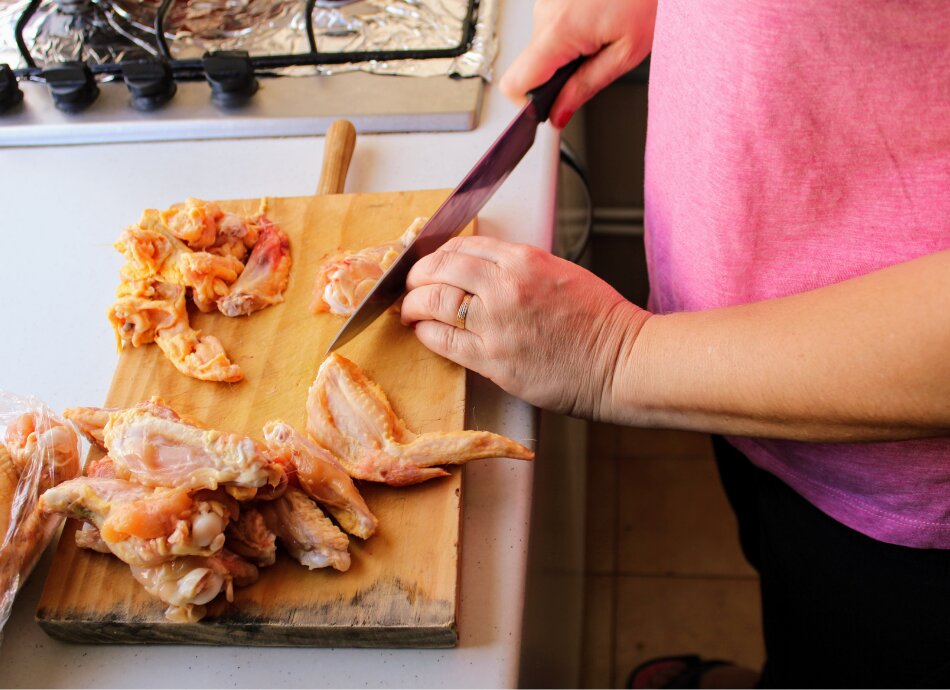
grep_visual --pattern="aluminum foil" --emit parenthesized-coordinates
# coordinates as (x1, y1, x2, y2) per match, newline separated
(0, 0, 497, 79)
(1, 0, 157, 70)
(0, 1, 31, 68)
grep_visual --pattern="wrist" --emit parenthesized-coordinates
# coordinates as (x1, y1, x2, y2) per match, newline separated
(592, 300, 652, 421)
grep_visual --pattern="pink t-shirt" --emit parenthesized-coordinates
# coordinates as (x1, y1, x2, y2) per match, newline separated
(644, 0, 950, 547)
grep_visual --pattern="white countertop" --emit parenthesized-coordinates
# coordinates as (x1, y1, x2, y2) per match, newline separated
(0, 1, 561, 686)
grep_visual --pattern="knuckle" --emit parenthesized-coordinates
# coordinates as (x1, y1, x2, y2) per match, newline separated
(442, 236, 465, 253)
(423, 285, 443, 316)
(430, 249, 453, 276)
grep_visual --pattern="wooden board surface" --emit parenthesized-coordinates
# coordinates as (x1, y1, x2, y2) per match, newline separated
(37, 189, 472, 647)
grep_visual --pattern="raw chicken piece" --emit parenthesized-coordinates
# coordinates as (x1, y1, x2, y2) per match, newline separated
(75, 522, 111, 553)
(258, 487, 350, 572)
(217, 220, 292, 317)
(225, 507, 277, 567)
(208, 212, 259, 261)
(39, 477, 235, 567)
(307, 354, 535, 486)
(108, 279, 187, 349)
(65, 399, 182, 449)
(116, 210, 244, 312)
(85, 455, 117, 478)
(155, 323, 244, 383)
(0, 412, 82, 606)
(310, 217, 426, 316)
(159, 198, 221, 250)
(100, 402, 284, 492)
(3, 410, 81, 490)
(0, 444, 18, 542)
(108, 277, 243, 382)
(130, 549, 258, 623)
(262, 420, 377, 539)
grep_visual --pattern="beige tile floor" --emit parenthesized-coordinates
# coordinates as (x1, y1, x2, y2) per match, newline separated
(581, 424, 765, 688)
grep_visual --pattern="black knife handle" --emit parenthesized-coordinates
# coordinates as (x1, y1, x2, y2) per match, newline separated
(528, 56, 586, 123)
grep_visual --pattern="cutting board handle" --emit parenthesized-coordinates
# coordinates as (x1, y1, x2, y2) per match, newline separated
(316, 119, 357, 195)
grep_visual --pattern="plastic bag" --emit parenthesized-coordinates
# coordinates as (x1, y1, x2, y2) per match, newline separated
(0, 392, 85, 644)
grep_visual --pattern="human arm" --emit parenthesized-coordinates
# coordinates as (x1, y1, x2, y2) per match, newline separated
(401, 238, 950, 443)
(499, 0, 658, 128)
(617, 248, 950, 441)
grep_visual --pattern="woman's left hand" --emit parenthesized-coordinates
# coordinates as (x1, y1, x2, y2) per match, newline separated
(401, 235, 650, 419)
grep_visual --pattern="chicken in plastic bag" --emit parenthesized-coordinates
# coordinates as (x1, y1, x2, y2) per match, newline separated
(0, 392, 84, 643)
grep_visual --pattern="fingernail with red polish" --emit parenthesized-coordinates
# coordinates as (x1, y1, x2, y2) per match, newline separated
(554, 109, 574, 130)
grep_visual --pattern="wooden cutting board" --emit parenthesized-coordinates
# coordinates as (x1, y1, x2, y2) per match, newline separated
(36, 188, 472, 647)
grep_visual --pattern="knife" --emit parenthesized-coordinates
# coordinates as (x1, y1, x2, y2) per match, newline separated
(325, 56, 586, 353)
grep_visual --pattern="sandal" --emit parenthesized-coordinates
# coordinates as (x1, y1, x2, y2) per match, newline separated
(626, 654, 732, 689)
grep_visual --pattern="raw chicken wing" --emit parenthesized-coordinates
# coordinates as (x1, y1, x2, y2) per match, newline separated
(258, 486, 350, 572)
(310, 217, 426, 316)
(130, 549, 258, 623)
(100, 402, 284, 492)
(262, 420, 377, 539)
(307, 354, 534, 486)
(217, 220, 292, 317)
(39, 477, 235, 567)
(65, 399, 182, 449)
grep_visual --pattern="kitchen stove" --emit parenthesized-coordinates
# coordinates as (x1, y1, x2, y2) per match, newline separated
(0, 0, 495, 145)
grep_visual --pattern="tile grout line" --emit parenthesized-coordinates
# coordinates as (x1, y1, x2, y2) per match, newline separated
(611, 572, 760, 581)
(610, 432, 621, 688)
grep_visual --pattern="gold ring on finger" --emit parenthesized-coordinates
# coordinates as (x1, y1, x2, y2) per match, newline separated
(456, 293, 474, 331)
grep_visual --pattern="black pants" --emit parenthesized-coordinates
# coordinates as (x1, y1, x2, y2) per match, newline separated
(712, 436, 950, 689)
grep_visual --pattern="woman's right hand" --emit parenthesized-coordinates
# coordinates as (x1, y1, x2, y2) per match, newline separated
(499, 0, 657, 129)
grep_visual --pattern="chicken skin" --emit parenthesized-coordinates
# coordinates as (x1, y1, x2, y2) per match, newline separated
(225, 507, 277, 567)
(306, 354, 534, 486)
(262, 420, 377, 539)
(154, 324, 244, 383)
(310, 217, 426, 316)
(75, 522, 111, 553)
(97, 402, 284, 493)
(258, 487, 350, 572)
(160, 197, 221, 250)
(107, 277, 243, 383)
(130, 549, 258, 623)
(39, 477, 235, 567)
(108, 279, 187, 349)
(65, 399, 182, 450)
(217, 220, 292, 317)
(208, 212, 260, 262)
(116, 210, 244, 313)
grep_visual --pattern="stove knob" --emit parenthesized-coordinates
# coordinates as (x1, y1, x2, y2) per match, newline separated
(203, 51, 259, 109)
(0, 64, 24, 113)
(123, 59, 176, 111)
(43, 61, 99, 113)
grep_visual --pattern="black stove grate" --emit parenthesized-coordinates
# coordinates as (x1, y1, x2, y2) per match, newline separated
(11, 0, 480, 80)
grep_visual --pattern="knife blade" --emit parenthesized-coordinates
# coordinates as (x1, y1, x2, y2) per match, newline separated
(325, 57, 585, 353)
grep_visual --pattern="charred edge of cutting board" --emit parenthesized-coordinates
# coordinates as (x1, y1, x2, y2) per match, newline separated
(35, 578, 458, 648)
(36, 616, 458, 647)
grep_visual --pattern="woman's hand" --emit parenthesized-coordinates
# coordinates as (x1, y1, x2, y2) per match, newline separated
(401, 236, 651, 419)
(499, 0, 657, 128)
